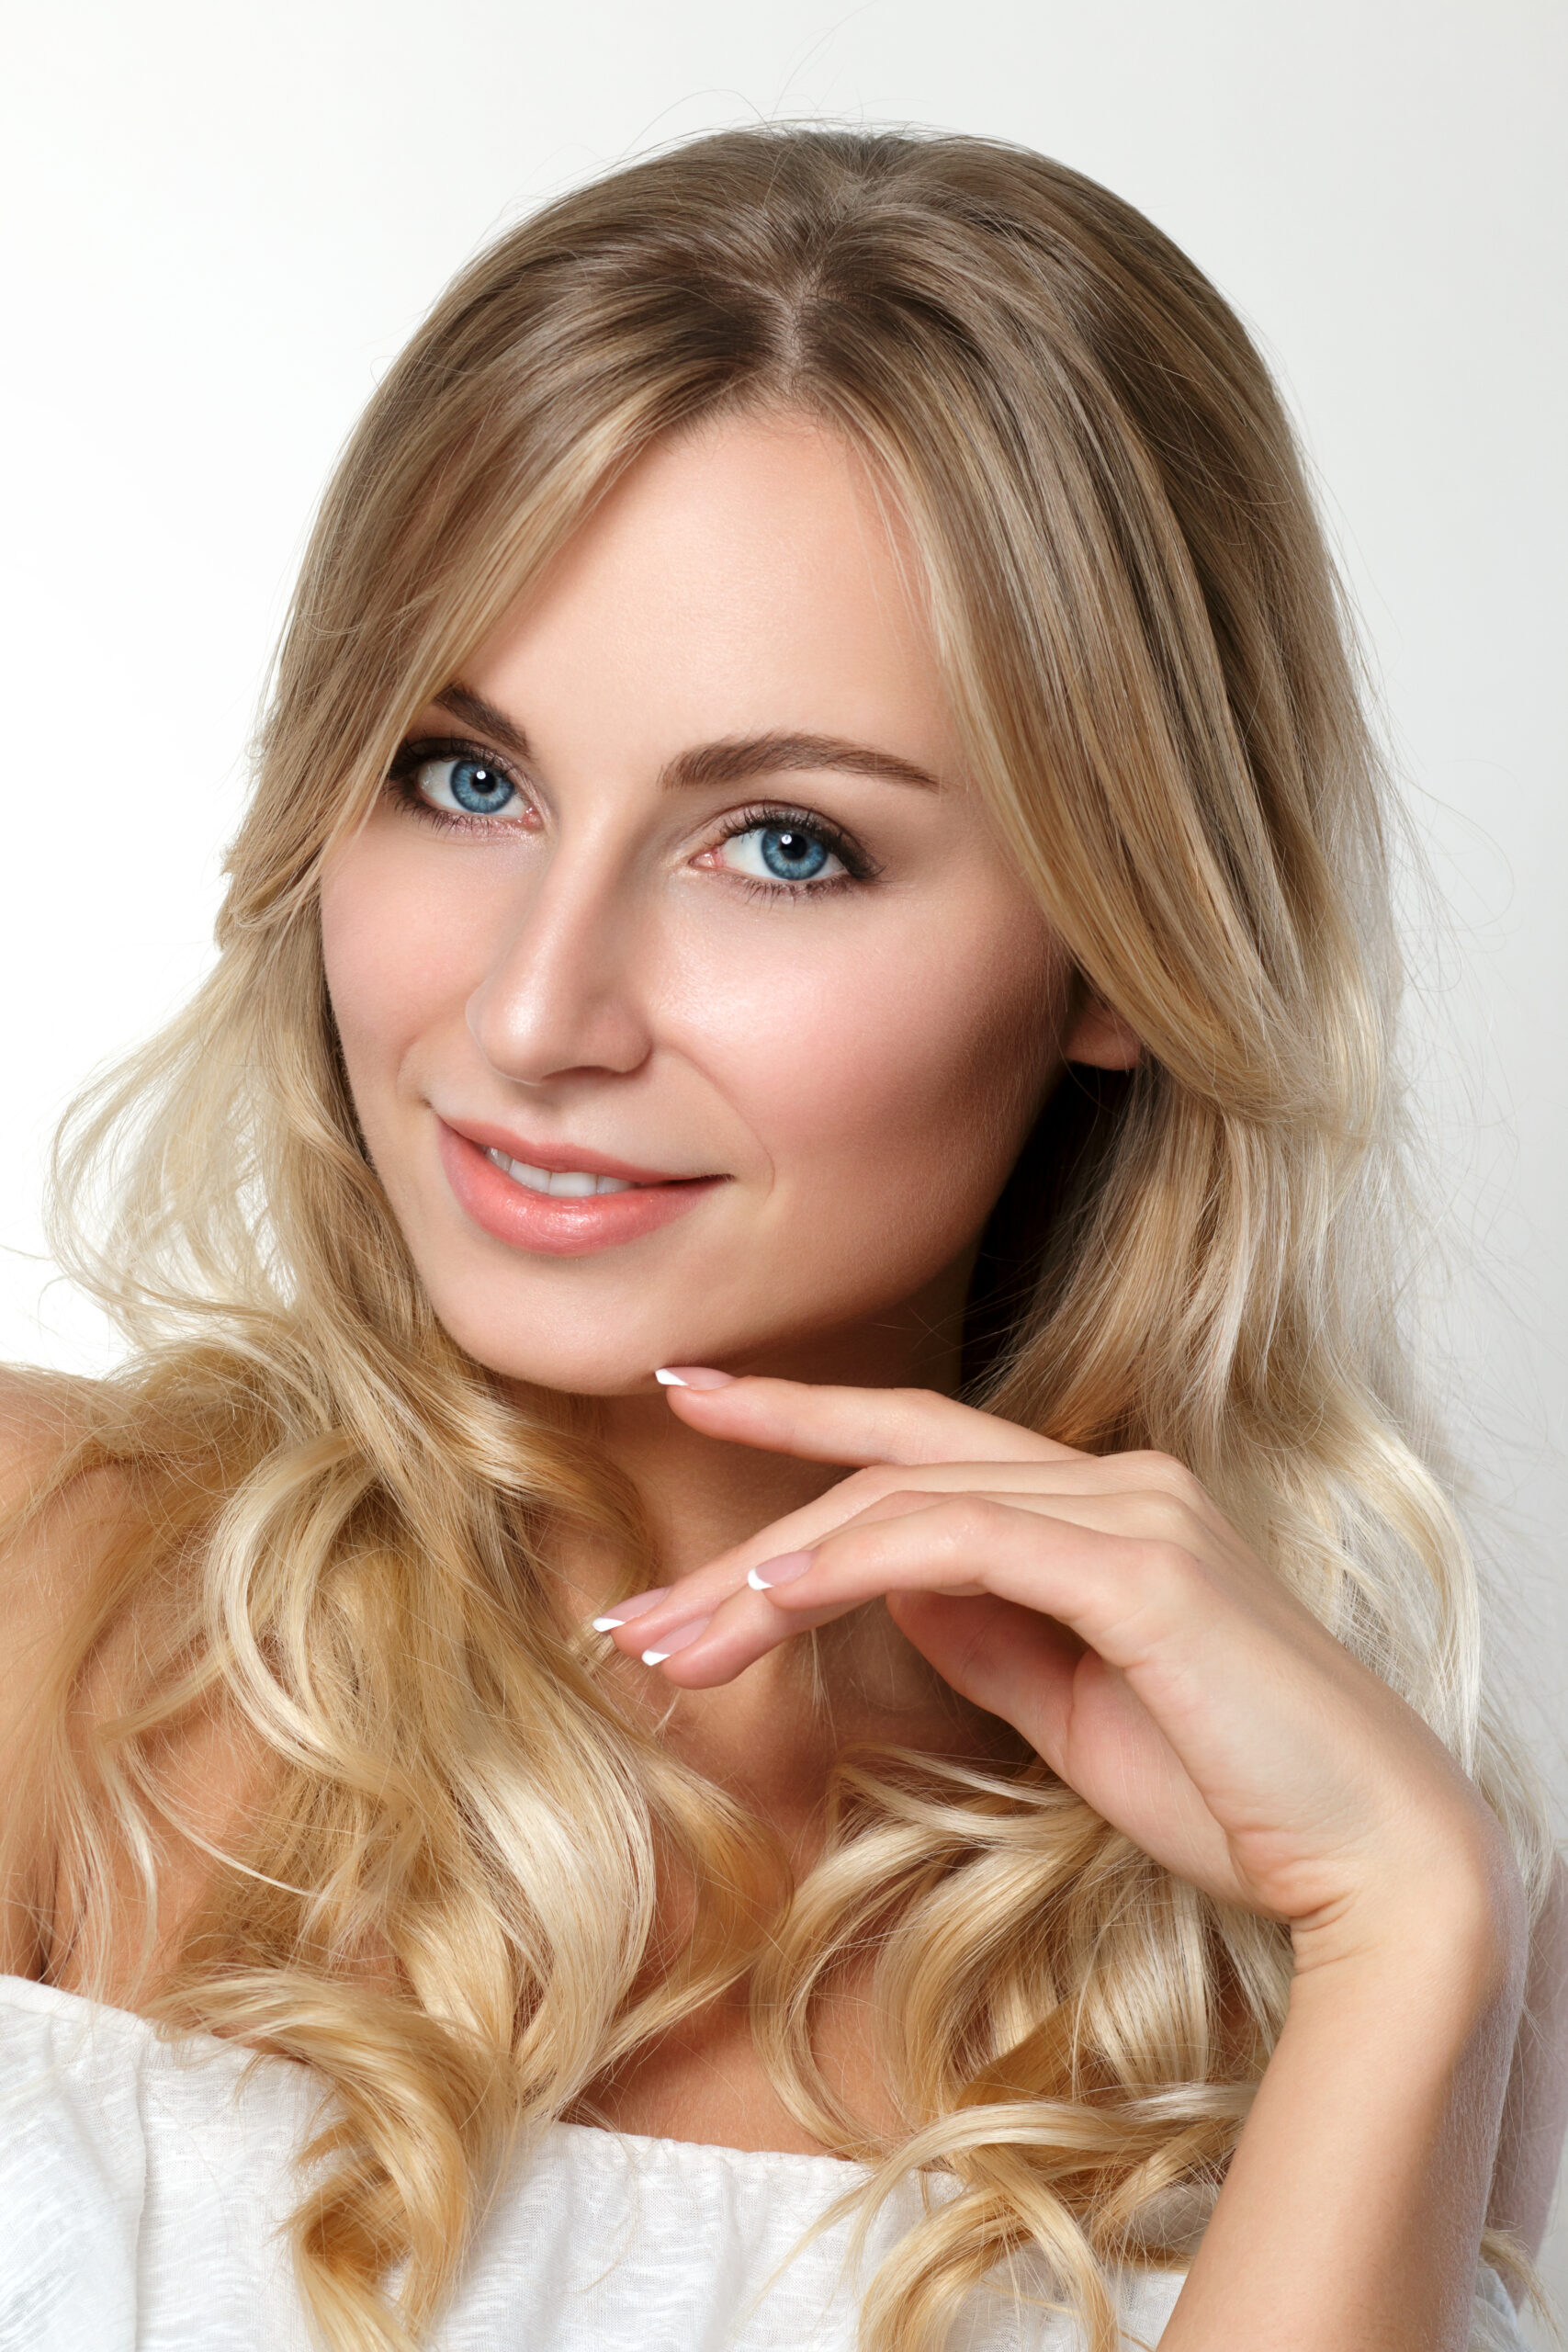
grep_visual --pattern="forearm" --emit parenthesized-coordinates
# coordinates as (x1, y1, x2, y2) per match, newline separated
(1163, 1894, 1526, 2351)
(1489, 1852, 1568, 2263)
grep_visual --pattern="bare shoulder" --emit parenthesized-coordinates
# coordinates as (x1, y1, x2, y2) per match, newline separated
(0, 1366, 280, 2003)
(0, 1359, 129, 1579)
(0, 1351, 117, 1583)
(0, 1360, 104, 1471)
(0, 1364, 132, 1973)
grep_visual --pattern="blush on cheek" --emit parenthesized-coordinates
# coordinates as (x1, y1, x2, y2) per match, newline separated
(707, 927, 1062, 1292)
(319, 831, 494, 1129)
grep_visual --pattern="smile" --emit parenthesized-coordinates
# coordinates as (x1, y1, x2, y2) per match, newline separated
(436, 1122, 725, 1258)
(486, 1149, 637, 1197)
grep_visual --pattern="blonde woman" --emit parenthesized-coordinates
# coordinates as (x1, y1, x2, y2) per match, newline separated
(1, 126, 1563, 2352)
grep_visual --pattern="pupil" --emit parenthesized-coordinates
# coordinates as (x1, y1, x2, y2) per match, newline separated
(761, 826, 828, 880)
(450, 759, 509, 813)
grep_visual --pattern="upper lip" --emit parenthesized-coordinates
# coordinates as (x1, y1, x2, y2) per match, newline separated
(439, 1114, 718, 1187)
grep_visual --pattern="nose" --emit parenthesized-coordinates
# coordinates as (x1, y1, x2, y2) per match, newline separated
(466, 845, 655, 1087)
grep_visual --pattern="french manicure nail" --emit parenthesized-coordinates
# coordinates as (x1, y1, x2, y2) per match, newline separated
(641, 1613, 713, 1666)
(590, 1586, 670, 1632)
(747, 1551, 815, 1590)
(654, 1366, 737, 1390)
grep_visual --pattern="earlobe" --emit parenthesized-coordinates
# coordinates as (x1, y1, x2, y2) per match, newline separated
(1062, 996, 1144, 1071)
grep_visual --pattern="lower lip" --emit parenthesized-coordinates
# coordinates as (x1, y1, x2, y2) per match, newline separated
(436, 1123, 726, 1258)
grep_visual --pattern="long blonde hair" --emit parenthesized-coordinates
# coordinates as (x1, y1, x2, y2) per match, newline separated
(6, 125, 1554, 2351)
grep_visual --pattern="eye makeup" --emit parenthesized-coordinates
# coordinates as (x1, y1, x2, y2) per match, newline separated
(385, 737, 883, 899)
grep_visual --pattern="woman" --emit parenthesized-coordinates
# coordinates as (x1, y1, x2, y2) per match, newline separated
(1, 125, 1562, 2352)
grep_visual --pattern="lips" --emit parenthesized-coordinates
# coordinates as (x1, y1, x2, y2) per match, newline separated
(434, 1119, 726, 1258)
(437, 1116, 702, 1188)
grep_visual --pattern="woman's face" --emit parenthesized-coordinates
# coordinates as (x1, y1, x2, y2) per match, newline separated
(320, 411, 1123, 1396)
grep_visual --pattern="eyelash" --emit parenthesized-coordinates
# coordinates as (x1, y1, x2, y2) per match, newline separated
(385, 736, 526, 836)
(383, 736, 881, 897)
(710, 800, 878, 897)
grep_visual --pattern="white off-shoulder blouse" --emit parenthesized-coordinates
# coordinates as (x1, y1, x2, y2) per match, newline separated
(0, 1975, 1529, 2351)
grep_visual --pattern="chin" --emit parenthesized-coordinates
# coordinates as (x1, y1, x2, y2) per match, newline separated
(417, 1286, 665, 1396)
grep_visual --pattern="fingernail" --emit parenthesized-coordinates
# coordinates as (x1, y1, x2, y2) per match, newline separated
(642, 1614, 713, 1666)
(747, 1551, 815, 1590)
(590, 1587, 670, 1632)
(654, 1366, 736, 1390)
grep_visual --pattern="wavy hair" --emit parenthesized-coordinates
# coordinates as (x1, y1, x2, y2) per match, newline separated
(6, 125, 1555, 2352)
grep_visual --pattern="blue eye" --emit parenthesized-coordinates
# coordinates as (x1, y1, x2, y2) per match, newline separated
(761, 827, 829, 880)
(720, 822, 844, 886)
(415, 754, 518, 818)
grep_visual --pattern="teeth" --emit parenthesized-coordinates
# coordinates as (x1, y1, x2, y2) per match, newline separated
(486, 1148, 634, 1197)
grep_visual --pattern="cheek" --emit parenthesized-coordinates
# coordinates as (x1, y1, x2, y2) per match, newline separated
(689, 910, 1061, 1233)
(318, 838, 488, 1091)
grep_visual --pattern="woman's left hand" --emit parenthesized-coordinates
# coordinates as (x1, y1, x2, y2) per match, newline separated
(597, 1376, 1518, 1970)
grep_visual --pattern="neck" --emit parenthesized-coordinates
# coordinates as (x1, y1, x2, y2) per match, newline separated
(524, 1250, 1011, 1858)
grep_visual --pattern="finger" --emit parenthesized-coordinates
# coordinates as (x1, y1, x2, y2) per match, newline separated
(594, 1458, 1086, 1665)
(884, 1587, 1086, 1754)
(602, 1476, 1224, 1679)
(886, 1589, 1262, 1902)
(613, 1491, 1026, 1691)
(884, 1587, 1160, 1787)
(597, 1463, 1100, 1657)
(803, 1478, 1223, 1561)
(642, 1495, 1183, 1691)
(659, 1374, 1084, 1468)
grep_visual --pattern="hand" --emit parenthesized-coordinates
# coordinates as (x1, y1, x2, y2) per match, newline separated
(597, 1376, 1519, 1973)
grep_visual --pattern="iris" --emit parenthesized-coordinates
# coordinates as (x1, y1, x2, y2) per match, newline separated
(759, 826, 829, 881)
(445, 758, 513, 815)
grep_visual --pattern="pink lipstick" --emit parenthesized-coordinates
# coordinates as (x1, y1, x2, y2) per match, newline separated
(435, 1119, 726, 1257)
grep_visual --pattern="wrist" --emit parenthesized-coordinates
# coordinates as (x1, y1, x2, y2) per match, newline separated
(1288, 1830, 1527, 2026)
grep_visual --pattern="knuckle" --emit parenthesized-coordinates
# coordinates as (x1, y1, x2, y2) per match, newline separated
(1145, 1495, 1204, 1548)
(933, 1493, 1008, 1544)
(1131, 1450, 1205, 1506)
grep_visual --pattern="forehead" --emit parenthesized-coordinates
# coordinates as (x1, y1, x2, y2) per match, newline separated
(459, 410, 959, 777)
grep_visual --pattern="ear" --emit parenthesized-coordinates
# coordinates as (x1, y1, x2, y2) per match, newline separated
(1062, 992, 1144, 1070)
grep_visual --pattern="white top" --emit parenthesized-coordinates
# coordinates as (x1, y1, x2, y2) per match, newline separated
(0, 1975, 1527, 2351)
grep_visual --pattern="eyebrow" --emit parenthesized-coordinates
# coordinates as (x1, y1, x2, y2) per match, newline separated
(663, 733, 941, 794)
(433, 685, 532, 763)
(433, 684, 942, 795)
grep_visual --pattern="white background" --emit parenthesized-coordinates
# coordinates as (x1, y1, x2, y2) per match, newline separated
(2, 0, 1563, 2322)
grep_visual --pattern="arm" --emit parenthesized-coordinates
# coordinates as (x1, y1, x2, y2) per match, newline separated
(1491, 1849, 1568, 2267)
(1164, 1858, 1525, 2350)
(1169, 1844, 1568, 2346)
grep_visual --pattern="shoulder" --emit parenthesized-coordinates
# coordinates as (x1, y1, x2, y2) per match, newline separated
(0, 1360, 120, 1614)
(0, 1363, 281, 2001)
(0, 1364, 134, 1973)
(0, 1363, 132, 1591)
(0, 1361, 113, 1476)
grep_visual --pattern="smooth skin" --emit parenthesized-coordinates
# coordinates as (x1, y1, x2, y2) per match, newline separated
(4, 409, 1563, 2349)
(320, 413, 1122, 1403)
